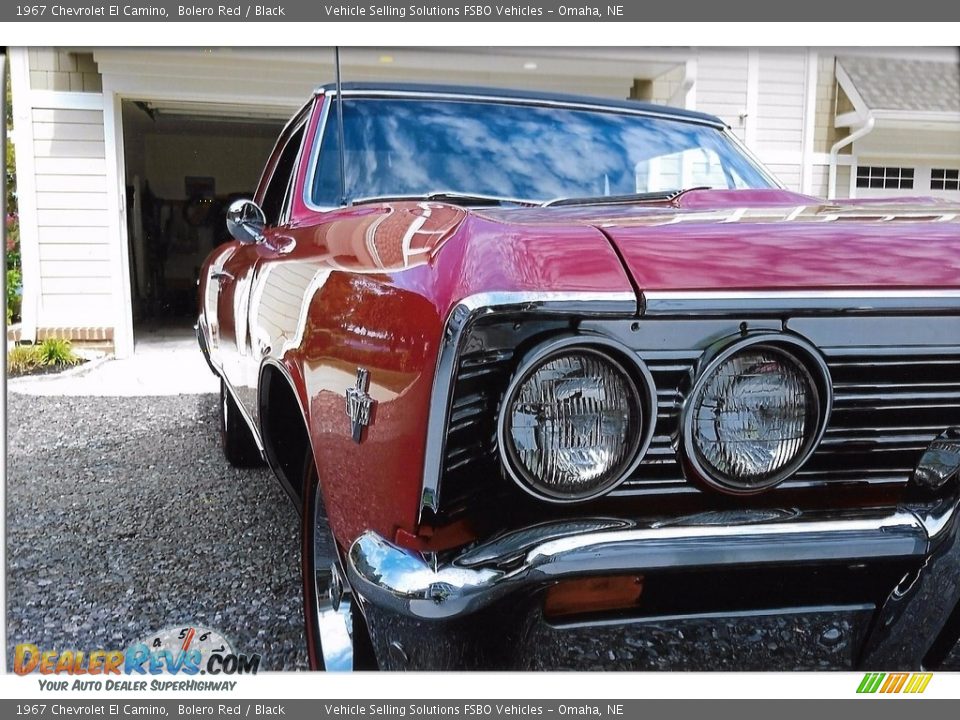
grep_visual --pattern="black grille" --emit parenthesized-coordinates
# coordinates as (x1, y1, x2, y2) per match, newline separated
(437, 319, 960, 514)
(615, 351, 960, 495)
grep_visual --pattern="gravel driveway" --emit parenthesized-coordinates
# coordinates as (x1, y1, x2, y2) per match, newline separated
(7, 392, 960, 672)
(5, 392, 308, 671)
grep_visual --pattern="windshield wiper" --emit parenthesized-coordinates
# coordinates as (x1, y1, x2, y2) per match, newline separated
(350, 191, 541, 207)
(543, 187, 712, 208)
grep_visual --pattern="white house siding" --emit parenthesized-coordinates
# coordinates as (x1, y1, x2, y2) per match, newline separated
(809, 165, 830, 199)
(755, 50, 807, 156)
(11, 47, 116, 344)
(689, 49, 813, 194)
(763, 163, 802, 191)
(693, 49, 751, 142)
(32, 107, 114, 327)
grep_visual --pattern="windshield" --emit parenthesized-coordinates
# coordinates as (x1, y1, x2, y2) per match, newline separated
(310, 98, 776, 206)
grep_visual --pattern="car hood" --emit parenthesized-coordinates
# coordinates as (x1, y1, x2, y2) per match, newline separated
(476, 189, 960, 292)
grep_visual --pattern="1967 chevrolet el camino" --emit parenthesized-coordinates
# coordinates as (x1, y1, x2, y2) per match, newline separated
(197, 82, 960, 671)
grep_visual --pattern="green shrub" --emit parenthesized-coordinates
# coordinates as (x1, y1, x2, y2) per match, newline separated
(6, 267, 21, 325)
(7, 344, 40, 375)
(36, 338, 81, 367)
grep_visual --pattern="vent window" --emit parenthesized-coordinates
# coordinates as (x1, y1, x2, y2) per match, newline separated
(856, 166, 915, 190)
(931, 168, 960, 191)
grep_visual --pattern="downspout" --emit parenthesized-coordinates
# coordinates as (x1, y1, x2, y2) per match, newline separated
(828, 114, 875, 200)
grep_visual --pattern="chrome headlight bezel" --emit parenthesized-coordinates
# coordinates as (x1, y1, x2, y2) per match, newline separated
(496, 336, 658, 504)
(680, 334, 833, 494)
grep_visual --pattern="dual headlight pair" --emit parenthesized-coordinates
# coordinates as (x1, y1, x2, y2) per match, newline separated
(498, 334, 832, 502)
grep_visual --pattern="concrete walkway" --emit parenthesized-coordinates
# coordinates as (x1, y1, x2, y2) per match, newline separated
(7, 325, 219, 396)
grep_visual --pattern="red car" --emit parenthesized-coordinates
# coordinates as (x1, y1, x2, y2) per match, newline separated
(197, 83, 960, 671)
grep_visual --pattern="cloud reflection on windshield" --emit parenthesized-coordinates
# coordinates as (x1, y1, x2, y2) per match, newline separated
(312, 99, 772, 205)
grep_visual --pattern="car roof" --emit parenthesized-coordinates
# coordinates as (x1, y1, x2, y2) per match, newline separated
(313, 81, 727, 128)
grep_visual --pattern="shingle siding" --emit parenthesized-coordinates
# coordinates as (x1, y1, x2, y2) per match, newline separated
(28, 50, 101, 93)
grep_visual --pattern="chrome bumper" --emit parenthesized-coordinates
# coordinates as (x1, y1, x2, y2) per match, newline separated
(347, 430, 960, 668)
(347, 508, 930, 621)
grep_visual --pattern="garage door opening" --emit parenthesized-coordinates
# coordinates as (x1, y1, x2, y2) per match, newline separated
(120, 99, 287, 344)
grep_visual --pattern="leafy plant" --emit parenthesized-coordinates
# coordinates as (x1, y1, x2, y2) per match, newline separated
(7, 266, 21, 325)
(6, 62, 17, 219)
(36, 338, 81, 367)
(6, 62, 21, 326)
(7, 344, 40, 375)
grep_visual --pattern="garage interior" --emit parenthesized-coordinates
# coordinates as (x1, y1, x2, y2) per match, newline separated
(120, 99, 287, 337)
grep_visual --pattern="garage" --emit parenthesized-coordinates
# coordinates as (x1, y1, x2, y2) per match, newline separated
(120, 99, 285, 336)
(91, 47, 682, 354)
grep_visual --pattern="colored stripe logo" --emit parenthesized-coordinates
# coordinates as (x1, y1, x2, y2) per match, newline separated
(857, 672, 933, 694)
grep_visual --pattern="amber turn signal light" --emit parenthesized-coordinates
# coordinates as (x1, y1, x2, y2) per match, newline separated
(543, 575, 644, 619)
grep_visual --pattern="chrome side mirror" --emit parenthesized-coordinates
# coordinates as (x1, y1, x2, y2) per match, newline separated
(226, 199, 266, 244)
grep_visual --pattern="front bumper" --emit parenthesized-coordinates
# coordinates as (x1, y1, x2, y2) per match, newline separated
(346, 436, 960, 670)
(349, 509, 926, 621)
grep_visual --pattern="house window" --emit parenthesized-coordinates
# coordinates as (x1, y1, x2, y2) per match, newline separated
(931, 169, 960, 191)
(856, 166, 915, 190)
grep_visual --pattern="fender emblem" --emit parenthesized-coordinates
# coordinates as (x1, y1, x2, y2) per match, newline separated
(345, 368, 375, 443)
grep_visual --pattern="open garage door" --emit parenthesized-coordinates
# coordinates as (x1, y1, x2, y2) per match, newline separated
(120, 99, 287, 340)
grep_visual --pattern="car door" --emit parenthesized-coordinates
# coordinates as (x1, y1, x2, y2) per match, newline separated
(216, 113, 309, 423)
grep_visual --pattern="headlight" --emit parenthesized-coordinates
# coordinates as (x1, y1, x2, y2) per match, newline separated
(498, 341, 655, 503)
(682, 337, 831, 493)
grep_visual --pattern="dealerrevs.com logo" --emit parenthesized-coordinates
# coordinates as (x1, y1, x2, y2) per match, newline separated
(14, 626, 260, 684)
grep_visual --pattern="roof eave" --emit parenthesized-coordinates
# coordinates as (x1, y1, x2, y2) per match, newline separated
(835, 59, 960, 130)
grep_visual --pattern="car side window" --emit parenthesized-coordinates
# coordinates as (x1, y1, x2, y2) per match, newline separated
(260, 123, 305, 226)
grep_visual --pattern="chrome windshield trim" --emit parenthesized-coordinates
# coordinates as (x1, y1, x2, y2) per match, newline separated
(302, 92, 338, 213)
(313, 87, 727, 129)
(419, 291, 638, 518)
(643, 290, 960, 317)
(723, 128, 785, 190)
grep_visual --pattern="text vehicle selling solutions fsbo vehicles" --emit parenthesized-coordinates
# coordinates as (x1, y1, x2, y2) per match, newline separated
(196, 83, 960, 671)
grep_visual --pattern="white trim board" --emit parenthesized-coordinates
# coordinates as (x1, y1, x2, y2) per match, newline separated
(100, 78, 135, 358)
(26, 90, 104, 111)
(9, 48, 41, 343)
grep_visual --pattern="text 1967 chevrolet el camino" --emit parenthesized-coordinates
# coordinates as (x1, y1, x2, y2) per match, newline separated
(197, 82, 960, 671)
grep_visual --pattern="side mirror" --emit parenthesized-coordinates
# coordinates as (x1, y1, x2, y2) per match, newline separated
(226, 199, 266, 244)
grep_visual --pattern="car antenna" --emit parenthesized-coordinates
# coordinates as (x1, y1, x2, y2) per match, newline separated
(335, 46, 347, 207)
